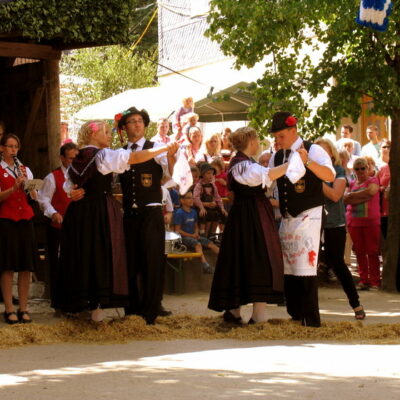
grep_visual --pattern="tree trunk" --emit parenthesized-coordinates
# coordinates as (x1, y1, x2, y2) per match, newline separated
(381, 113, 400, 291)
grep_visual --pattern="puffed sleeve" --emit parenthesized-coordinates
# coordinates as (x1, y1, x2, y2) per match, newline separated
(96, 148, 131, 175)
(231, 161, 273, 188)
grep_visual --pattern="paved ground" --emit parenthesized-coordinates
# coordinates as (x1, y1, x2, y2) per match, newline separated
(1, 287, 400, 399)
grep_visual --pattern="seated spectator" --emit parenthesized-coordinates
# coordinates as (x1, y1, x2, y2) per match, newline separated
(344, 157, 381, 290)
(193, 163, 228, 237)
(204, 133, 222, 161)
(174, 191, 219, 273)
(190, 165, 200, 188)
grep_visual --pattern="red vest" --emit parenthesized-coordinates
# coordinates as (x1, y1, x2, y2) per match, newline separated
(0, 166, 34, 221)
(50, 167, 71, 229)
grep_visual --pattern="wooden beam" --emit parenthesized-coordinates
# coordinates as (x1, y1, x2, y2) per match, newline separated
(0, 41, 61, 60)
(44, 59, 61, 170)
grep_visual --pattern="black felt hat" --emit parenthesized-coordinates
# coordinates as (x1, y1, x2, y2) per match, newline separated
(118, 107, 150, 129)
(200, 163, 216, 177)
(269, 112, 298, 133)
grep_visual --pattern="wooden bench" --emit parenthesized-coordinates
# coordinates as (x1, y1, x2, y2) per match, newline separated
(166, 252, 202, 294)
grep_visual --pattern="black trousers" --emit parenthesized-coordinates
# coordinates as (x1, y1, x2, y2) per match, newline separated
(324, 226, 360, 309)
(123, 207, 165, 324)
(46, 224, 62, 308)
(284, 275, 321, 327)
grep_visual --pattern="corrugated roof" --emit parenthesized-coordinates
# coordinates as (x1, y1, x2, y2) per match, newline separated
(158, 0, 225, 76)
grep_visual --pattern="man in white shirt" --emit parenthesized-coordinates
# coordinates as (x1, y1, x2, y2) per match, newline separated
(269, 111, 335, 327)
(150, 118, 171, 144)
(361, 124, 382, 163)
(37, 142, 78, 308)
(336, 125, 361, 156)
(118, 107, 177, 324)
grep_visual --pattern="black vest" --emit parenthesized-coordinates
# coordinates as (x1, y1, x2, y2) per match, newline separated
(119, 140, 163, 210)
(274, 140, 324, 217)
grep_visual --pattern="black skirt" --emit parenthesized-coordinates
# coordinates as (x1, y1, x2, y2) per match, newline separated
(208, 196, 284, 312)
(0, 218, 37, 273)
(57, 195, 129, 313)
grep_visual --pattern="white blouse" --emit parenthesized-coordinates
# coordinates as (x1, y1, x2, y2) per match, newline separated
(230, 161, 273, 188)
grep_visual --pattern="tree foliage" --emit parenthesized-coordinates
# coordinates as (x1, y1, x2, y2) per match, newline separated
(60, 45, 157, 118)
(207, 0, 400, 137)
(207, 0, 400, 291)
(0, 0, 158, 48)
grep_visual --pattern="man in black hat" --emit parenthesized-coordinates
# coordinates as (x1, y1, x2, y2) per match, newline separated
(269, 111, 335, 327)
(118, 107, 178, 324)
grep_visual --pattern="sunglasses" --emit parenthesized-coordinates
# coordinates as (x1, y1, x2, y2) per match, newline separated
(354, 167, 366, 171)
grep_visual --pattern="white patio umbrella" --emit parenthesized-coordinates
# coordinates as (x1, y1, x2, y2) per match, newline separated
(74, 86, 185, 121)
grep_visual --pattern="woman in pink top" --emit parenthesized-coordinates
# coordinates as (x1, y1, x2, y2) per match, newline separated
(344, 157, 381, 290)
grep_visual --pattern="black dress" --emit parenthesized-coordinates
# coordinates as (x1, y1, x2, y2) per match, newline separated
(208, 153, 284, 312)
(57, 148, 129, 313)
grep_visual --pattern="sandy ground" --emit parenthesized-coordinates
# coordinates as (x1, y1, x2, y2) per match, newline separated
(1, 287, 400, 399)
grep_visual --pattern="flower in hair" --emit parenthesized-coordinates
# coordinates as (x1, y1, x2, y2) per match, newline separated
(114, 113, 123, 122)
(285, 116, 297, 127)
(89, 122, 99, 132)
(122, 110, 131, 116)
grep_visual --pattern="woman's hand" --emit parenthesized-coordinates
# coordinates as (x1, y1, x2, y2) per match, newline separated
(199, 207, 207, 217)
(13, 176, 25, 191)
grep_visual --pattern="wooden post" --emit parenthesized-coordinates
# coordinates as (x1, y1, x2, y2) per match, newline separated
(44, 59, 61, 170)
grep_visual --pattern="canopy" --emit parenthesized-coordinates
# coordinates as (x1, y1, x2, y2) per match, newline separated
(74, 86, 184, 121)
(194, 82, 254, 123)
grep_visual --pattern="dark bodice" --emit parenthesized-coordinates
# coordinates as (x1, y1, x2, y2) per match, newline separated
(229, 178, 265, 202)
(81, 170, 112, 200)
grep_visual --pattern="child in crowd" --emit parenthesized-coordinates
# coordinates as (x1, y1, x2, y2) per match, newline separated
(193, 163, 228, 237)
(211, 158, 228, 198)
(173, 97, 194, 134)
(190, 165, 200, 190)
(174, 191, 219, 273)
(161, 185, 174, 227)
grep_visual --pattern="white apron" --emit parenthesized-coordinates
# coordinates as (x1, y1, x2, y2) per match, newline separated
(279, 206, 323, 276)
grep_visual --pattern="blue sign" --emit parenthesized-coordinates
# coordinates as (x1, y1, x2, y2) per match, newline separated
(356, 0, 393, 32)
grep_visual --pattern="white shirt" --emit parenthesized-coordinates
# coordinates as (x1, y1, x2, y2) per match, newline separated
(150, 133, 171, 144)
(63, 146, 132, 195)
(268, 137, 336, 177)
(37, 165, 68, 218)
(336, 138, 362, 156)
(230, 161, 273, 188)
(127, 137, 170, 177)
(361, 141, 381, 164)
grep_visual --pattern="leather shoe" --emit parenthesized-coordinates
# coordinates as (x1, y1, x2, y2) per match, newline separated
(223, 310, 242, 326)
(158, 306, 172, 317)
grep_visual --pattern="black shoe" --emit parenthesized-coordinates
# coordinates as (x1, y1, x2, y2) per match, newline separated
(158, 306, 172, 317)
(3, 311, 19, 325)
(223, 310, 242, 326)
(17, 310, 32, 324)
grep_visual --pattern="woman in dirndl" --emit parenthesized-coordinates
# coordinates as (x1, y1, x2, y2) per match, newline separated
(57, 121, 176, 322)
(208, 127, 300, 324)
